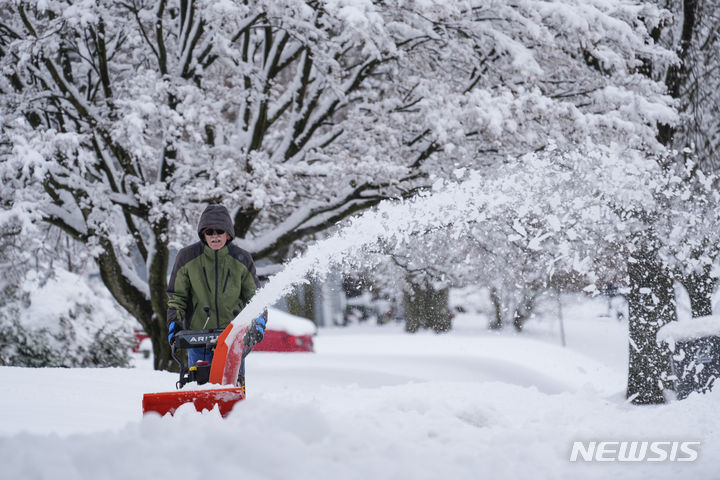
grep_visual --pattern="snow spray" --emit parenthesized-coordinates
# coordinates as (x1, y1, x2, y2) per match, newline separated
(225, 173, 494, 346)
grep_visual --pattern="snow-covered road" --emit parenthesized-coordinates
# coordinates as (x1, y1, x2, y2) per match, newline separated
(1, 315, 718, 480)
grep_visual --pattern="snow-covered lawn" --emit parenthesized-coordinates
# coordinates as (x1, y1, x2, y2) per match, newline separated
(0, 297, 718, 480)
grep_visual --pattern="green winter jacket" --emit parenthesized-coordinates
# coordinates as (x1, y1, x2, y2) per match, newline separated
(167, 242, 260, 330)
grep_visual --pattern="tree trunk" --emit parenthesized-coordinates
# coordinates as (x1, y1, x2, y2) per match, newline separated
(512, 291, 537, 332)
(403, 277, 451, 333)
(286, 279, 315, 322)
(147, 224, 174, 371)
(626, 243, 675, 404)
(488, 286, 503, 330)
(95, 235, 177, 371)
(680, 265, 715, 318)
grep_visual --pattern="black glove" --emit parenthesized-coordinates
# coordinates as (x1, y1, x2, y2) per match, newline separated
(244, 316, 266, 348)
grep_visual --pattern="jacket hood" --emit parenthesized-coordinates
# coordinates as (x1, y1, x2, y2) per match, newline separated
(197, 205, 235, 242)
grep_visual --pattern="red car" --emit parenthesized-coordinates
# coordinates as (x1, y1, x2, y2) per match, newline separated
(132, 308, 316, 357)
(252, 308, 316, 352)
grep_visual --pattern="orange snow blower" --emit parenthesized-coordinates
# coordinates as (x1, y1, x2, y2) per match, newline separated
(142, 320, 252, 417)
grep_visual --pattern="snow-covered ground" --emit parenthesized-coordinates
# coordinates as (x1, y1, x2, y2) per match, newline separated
(0, 296, 718, 480)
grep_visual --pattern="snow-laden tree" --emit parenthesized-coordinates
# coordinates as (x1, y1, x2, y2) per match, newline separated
(0, 217, 134, 367)
(655, 0, 720, 317)
(606, 0, 720, 403)
(0, 266, 136, 367)
(0, 0, 675, 369)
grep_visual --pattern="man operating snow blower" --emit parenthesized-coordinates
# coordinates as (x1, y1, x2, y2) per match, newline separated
(167, 204, 266, 361)
(142, 205, 266, 417)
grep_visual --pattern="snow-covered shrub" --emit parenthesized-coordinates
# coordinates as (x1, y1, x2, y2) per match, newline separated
(0, 269, 136, 367)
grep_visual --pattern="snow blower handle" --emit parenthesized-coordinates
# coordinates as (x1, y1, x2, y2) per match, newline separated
(202, 306, 211, 329)
(171, 328, 224, 388)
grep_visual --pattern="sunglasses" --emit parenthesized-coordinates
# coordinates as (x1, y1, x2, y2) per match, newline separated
(203, 229, 225, 236)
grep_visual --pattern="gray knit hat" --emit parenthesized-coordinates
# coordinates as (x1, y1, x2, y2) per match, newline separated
(197, 205, 234, 242)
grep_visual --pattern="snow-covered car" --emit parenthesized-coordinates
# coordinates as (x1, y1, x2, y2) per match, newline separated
(253, 307, 317, 352)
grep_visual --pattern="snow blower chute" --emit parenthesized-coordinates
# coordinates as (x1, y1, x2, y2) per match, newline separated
(142, 320, 253, 417)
